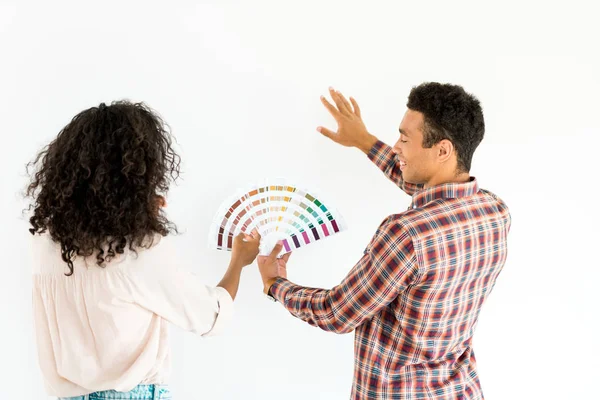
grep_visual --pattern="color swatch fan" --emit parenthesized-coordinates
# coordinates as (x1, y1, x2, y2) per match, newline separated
(209, 180, 347, 256)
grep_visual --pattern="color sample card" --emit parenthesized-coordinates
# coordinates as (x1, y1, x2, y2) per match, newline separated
(208, 179, 347, 256)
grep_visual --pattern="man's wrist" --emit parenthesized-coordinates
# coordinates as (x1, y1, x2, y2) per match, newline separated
(263, 277, 280, 296)
(357, 134, 378, 154)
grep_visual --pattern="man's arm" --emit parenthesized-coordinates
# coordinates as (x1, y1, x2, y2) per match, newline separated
(366, 139, 423, 195)
(259, 221, 419, 334)
(317, 87, 421, 195)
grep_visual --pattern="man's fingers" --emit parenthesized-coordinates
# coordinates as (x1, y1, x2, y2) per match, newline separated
(335, 89, 354, 115)
(350, 97, 361, 118)
(320, 95, 342, 121)
(329, 87, 352, 116)
(281, 252, 291, 263)
(317, 126, 337, 141)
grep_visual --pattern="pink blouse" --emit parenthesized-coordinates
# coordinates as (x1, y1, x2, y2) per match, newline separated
(31, 233, 233, 398)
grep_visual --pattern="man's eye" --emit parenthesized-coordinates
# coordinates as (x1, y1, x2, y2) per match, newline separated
(400, 140, 407, 143)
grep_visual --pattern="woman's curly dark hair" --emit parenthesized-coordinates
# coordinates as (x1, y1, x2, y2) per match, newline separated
(407, 82, 485, 173)
(25, 101, 181, 275)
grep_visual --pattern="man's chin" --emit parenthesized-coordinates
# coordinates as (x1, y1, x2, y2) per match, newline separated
(403, 175, 417, 184)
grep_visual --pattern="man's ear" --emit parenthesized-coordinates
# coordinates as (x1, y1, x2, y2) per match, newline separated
(437, 139, 454, 163)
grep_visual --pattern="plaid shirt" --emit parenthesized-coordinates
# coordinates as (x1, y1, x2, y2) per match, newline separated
(269, 141, 511, 399)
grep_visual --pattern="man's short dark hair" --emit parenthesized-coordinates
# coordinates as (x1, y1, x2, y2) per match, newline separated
(407, 82, 484, 173)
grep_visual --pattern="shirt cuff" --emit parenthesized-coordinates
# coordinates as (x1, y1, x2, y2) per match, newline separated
(268, 277, 296, 304)
(201, 286, 234, 337)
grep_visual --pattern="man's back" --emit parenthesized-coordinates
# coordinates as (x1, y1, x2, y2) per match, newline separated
(353, 179, 510, 399)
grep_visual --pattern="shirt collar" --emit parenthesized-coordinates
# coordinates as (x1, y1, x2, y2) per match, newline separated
(410, 177, 479, 209)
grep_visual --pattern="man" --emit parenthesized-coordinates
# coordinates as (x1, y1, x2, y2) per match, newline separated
(258, 83, 511, 399)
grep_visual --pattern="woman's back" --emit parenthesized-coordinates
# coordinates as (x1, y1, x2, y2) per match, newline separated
(31, 233, 233, 397)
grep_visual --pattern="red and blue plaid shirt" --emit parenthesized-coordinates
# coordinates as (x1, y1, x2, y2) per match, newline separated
(269, 141, 511, 399)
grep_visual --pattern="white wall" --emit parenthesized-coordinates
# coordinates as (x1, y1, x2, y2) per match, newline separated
(1, 1, 598, 398)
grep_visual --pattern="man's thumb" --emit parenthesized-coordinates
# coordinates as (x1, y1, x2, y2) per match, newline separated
(268, 241, 284, 261)
(317, 126, 336, 140)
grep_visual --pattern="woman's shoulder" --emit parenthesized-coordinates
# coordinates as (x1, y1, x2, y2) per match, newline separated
(29, 233, 63, 275)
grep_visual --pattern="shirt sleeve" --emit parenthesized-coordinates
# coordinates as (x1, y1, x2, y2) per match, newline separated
(367, 140, 423, 196)
(269, 220, 419, 334)
(122, 237, 234, 337)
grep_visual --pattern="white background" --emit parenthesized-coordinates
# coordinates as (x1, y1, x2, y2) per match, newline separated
(1, 1, 598, 399)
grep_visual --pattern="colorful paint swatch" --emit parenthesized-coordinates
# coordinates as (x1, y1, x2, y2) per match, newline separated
(208, 180, 347, 256)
